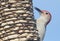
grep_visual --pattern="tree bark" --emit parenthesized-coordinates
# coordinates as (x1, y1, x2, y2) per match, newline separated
(0, 0, 40, 41)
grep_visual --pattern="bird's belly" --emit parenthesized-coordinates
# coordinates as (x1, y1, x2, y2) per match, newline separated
(38, 28, 45, 36)
(37, 24, 46, 40)
(39, 28, 45, 37)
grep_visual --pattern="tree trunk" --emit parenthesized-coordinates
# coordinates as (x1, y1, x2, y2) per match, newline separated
(0, 0, 40, 41)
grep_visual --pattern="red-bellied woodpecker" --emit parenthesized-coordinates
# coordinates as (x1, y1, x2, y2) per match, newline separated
(35, 7, 51, 41)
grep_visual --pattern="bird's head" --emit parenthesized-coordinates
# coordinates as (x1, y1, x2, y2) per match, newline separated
(35, 7, 51, 25)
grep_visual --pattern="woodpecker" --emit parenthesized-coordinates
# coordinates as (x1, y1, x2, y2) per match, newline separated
(35, 7, 51, 41)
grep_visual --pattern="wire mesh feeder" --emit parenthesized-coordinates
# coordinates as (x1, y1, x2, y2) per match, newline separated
(0, 0, 40, 41)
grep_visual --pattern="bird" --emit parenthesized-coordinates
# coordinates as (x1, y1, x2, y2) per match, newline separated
(35, 7, 51, 41)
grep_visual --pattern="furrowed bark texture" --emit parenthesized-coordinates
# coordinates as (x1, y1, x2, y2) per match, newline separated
(0, 0, 40, 41)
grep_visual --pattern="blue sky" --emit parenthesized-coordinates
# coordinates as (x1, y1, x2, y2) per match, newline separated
(33, 0, 60, 41)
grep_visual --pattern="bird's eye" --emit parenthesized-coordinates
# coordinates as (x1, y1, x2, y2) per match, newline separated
(46, 13, 48, 14)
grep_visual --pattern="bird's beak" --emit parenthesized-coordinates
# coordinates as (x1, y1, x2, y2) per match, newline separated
(35, 7, 43, 13)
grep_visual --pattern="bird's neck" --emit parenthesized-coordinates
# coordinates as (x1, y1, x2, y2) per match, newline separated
(37, 17, 46, 29)
(36, 17, 48, 29)
(38, 16, 48, 26)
